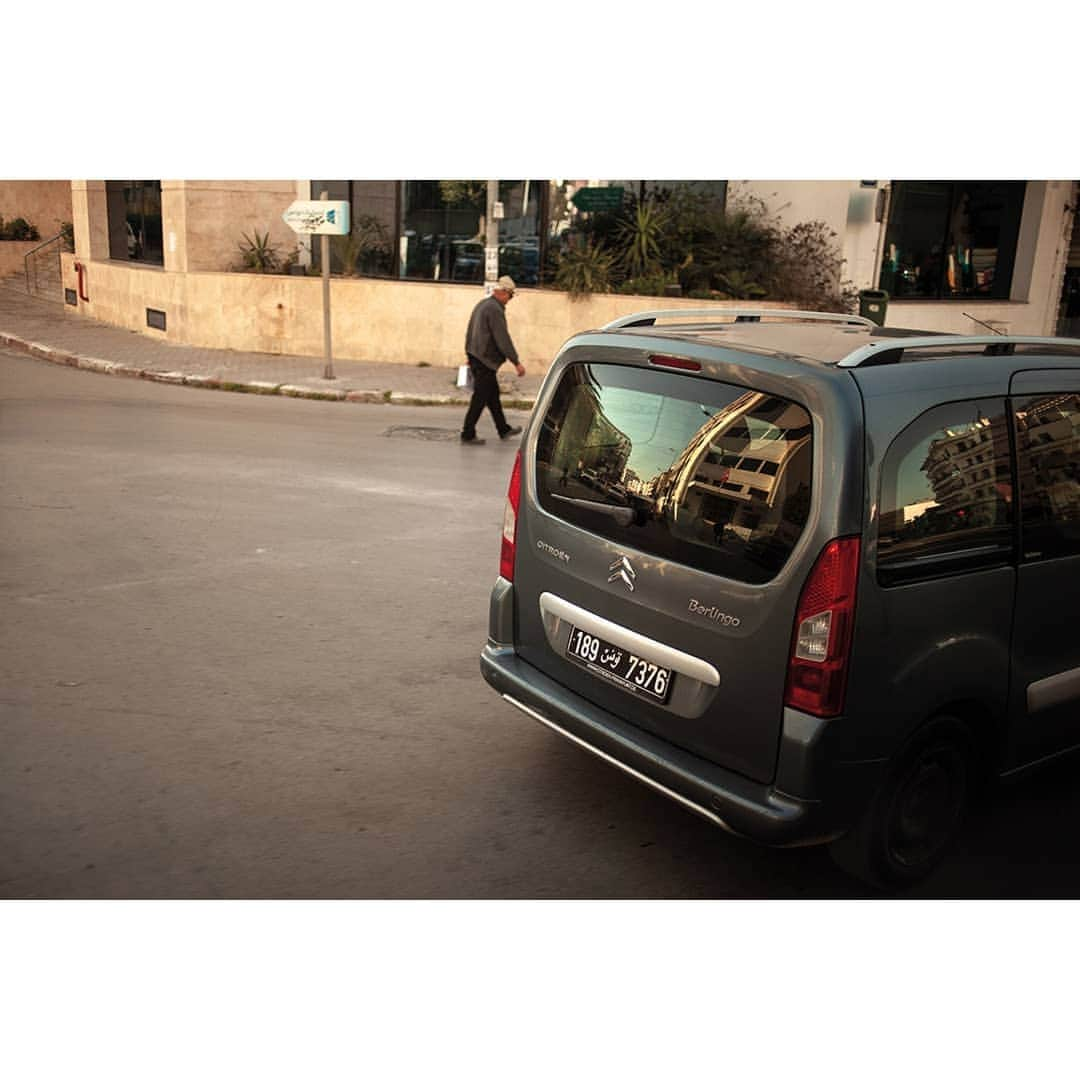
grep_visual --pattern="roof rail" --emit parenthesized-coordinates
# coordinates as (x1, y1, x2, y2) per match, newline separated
(602, 308, 877, 331)
(838, 334, 1080, 368)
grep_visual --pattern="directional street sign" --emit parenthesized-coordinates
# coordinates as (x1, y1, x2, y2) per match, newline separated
(571, 186, 625, 213)
(282, 200, 351, 235)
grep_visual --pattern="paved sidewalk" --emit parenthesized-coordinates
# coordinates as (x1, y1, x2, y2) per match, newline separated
(0, 279, 543, 408)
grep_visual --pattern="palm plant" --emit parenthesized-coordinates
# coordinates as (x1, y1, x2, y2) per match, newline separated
(238, 230, 281, 273)
(331, 232, 363, 276)
(554, 238, 615, 298)
(615, 200, 669, 279)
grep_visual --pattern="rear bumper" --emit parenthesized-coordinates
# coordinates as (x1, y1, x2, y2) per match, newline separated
(481, 643, 881, 848)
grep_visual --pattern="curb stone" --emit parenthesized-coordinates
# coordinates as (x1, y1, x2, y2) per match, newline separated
(280, 385, 347, 401)
(1, 327, 536, 410)
(389, 392, 461, 406)
(76, 357, 120, 374)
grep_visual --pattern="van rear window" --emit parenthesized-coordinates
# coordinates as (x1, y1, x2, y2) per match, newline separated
(535, 363, 813, 584)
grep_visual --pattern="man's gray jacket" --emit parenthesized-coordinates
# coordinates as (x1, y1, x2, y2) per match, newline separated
(465, 295, 519, 372)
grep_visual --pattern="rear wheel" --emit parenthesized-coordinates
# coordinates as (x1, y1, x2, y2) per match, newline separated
(830, 716, 971, 891)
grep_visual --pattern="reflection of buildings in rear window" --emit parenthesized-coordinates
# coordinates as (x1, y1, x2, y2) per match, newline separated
(903, 498, 937, 524)
(1016, 394, 1080, 524)
(921, 416, 1006, 528)
(551, 383, 632, 483)
(534, 365, 814, 583)
(880, 407, 1011, 549)
(659, 392, 811, 540)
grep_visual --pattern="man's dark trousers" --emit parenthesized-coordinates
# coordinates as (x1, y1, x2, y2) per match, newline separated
(462, 356, 510, 439)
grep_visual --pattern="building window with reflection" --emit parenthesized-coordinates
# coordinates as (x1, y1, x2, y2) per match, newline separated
(879, 181, 1026, 300)
(396, 181, 543, 285)
(105, 181, 163, 265)
(311, 180, 396, 277)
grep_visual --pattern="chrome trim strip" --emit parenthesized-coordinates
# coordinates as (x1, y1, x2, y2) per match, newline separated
(503, 693, 733, 833)
(539, 591, 721, 687)
(1028, 666, 1080, 714)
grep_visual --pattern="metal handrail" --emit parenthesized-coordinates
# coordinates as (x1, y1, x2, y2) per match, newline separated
(22, 232, 64, 260)
(23, 233, 64, 296)
(602, 308, 877, 331)
(838, 334, 1080, 368)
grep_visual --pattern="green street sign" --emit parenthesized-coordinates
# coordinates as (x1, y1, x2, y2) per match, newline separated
(571, 186, 625, 213)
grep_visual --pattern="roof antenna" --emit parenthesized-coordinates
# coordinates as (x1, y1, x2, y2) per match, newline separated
(962, 311, 1005, 335)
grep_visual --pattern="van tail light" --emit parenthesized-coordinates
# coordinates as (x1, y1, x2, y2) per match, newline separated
(784, 536, 861, 718)
(500, 451, 522, 581)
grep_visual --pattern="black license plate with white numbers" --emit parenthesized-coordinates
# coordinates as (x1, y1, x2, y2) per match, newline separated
(564, 625, 673, 704)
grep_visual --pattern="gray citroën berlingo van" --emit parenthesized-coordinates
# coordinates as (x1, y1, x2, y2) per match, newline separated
(479, 309, 1080, 888)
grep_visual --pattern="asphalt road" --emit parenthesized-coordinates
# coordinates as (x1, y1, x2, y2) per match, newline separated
(3, 348, 1079, 898)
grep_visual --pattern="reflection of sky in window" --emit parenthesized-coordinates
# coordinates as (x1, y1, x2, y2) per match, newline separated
(599, 388, 708, 481)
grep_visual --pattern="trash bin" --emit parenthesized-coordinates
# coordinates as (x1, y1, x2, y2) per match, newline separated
(858, 289, 889, 327)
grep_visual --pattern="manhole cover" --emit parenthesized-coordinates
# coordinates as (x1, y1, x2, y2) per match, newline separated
(382, 425, 460, 441)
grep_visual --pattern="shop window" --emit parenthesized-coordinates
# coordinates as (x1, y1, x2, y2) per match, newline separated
(496, 180, 542, 286)
(878, 181, 1026, 301)
(1014, 393, 1080, 561)
(398, 181, 484, 282)
(877, 400, 1014, 585)
(310, 181, 396, 278)
(395, 181, 542, 285)
(106, 181, 163, 266)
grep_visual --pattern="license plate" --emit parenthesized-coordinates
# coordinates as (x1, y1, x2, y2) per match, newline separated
(564, 624, 673, 703)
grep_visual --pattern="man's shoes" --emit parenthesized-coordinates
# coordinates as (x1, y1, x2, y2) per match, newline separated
(460, 435, 486, 445)
(500, 426, 523, 439)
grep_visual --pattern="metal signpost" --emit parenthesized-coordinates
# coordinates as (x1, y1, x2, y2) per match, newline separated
(485, 180, 499, 297)
(282, 194, 351, 379)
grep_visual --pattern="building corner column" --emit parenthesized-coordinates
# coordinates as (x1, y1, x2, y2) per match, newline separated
(161, 181, 189, 275)
(70, 181, 109, 262)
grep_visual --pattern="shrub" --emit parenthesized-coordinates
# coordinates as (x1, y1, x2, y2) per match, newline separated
(551, 183, 858, 311)
(655, 187, 857, 312)
(554, 238, 614, 299)
(0, 216, 40, 241)
(237, 230, 281, 273)
(616, 269, 680, 297)
(766, 219, 859, 313)
(330, 214, 392, 277)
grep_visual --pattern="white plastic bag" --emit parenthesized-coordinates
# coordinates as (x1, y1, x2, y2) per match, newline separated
(456, 363, 473, 390)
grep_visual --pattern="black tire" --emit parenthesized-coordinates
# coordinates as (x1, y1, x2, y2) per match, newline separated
(830, 716, 972, 891)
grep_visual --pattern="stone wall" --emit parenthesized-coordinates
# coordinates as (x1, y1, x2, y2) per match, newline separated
(0, 241, 42, 280)
(166, 180, 303, 273)
(58, 254, 795, 371)
(0, 181, 72, 240)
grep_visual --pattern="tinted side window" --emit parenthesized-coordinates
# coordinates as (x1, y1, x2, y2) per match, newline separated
(877, 399, 1013, 585)
(535, 363, 813, 585)
(1014, 392, 1080, 561)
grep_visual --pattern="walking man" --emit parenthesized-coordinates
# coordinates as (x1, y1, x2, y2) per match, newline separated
(461, 275, 526, 445)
